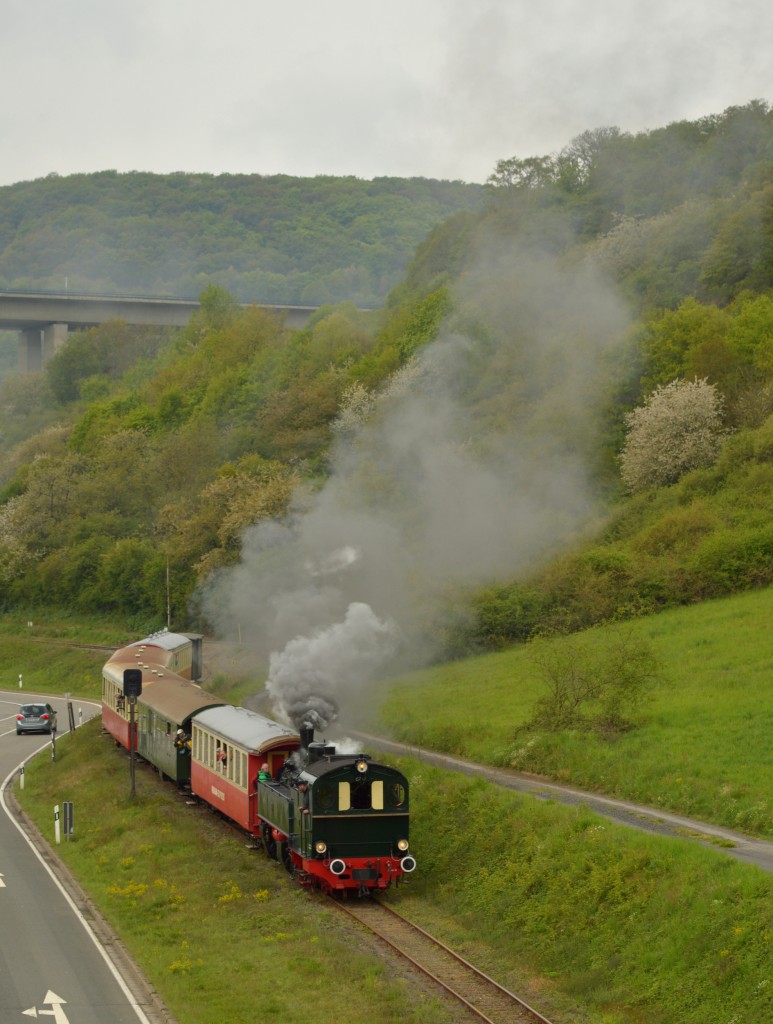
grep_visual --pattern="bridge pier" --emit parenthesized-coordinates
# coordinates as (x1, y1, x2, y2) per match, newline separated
(43, 322, 69, 361)
(16, 323, 69, 372)
(18, 329, 43, 372)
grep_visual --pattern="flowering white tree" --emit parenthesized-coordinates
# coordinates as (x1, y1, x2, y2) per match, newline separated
(620, 378, 727, 492)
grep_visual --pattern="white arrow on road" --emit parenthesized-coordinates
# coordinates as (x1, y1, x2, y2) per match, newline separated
(22, 991, 70, 1022)
(0, 872, 5, 887)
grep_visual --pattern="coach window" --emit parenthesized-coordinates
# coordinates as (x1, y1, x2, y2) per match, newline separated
(371, 780, 384, 810)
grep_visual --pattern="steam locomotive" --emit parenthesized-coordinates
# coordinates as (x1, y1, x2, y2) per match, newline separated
(101, 630, 416, 896)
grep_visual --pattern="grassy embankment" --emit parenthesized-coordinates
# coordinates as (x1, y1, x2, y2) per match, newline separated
(8, 590, 773, 1023)
(0, 610, 146, 699)
(380, 585, 773, 838)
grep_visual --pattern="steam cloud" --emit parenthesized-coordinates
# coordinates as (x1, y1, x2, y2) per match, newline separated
(266, 602, 399, 729)
(201, 228, 630, 730)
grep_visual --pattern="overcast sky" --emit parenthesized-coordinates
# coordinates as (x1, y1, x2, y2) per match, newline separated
(3, 0, 773, 188)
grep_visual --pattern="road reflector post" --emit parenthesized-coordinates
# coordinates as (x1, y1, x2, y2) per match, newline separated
(19, 765, 24, 790)
(62, 801, 74, 840)
(54, 805, 60, 845)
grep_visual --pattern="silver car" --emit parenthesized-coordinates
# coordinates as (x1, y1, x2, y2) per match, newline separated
(16, 703, 57, 735)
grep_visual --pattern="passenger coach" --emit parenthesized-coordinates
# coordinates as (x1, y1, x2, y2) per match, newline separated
(102, 630, 203, 750)
(190, 705, 301, 836)
(137, 680, 224, 786)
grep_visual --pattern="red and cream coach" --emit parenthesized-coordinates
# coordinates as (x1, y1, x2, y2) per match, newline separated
(189, 705, 300, 836)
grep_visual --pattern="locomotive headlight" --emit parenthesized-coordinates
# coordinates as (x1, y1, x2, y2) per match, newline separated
(315, 840, 328, 854)
(355, 759, 368, 774)
(397, 838, 409, 852)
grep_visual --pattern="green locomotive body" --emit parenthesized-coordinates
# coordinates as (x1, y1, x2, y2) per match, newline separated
(257, 738, 415, 895)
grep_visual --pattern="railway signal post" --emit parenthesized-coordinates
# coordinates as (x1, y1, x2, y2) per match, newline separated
(123, 669, 143, 799)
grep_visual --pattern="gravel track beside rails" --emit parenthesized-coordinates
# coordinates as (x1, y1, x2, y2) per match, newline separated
(334, 898, 555, 1024)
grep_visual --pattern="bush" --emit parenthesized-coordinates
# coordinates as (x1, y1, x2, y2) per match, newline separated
(687, 525, 773, 597)
(526, 627, 661, 734)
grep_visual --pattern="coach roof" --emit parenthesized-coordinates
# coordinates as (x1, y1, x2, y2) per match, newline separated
(128, 631, 192, 652)
(140, 678, 225, 722)
(193, 705, 299, 751)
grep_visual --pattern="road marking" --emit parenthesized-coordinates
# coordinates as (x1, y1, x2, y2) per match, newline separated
(0, 872, 5, 887)
(22, 991, 70, 1022)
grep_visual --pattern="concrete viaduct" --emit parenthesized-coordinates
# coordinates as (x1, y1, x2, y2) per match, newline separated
(0, 291, 319, 371)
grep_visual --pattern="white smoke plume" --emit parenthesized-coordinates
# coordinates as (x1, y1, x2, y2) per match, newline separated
(201, 227, 630, 729)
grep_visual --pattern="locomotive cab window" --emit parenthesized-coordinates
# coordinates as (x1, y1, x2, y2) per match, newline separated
(338, 782, 351, 811)
(336, 779, 381, 811)
(387, 782, 406, 808)
(314, 784, 335, 811)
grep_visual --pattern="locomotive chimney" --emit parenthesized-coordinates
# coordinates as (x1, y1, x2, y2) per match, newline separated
(300, 724, 314, 750)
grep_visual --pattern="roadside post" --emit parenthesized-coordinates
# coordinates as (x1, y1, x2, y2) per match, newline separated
(123, 669, 143, 799)
(66, 692, 76, 732)
(19, 766, 24, 790)
(62, 801, 74, 841)
(54, 805, 60, 845)
(18, 673, 22, 689)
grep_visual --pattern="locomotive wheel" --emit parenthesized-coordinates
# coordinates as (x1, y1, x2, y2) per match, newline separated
(261, 823, 277, 860)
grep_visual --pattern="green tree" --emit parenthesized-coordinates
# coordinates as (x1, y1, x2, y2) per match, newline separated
(486, 155, 557, 190)
(640, 299, 729, 392)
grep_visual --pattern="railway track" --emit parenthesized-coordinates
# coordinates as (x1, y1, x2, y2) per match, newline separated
(23, 637, 118, 652)
(333, 898, 554, 1024)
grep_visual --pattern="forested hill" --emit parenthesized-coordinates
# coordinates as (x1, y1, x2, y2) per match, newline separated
(3, 101, 773, 654)
(0, 172, 483, 307)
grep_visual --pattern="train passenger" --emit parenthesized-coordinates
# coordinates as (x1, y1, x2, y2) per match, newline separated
(174, 728, 191, 753)
(258, 763, 272, 782)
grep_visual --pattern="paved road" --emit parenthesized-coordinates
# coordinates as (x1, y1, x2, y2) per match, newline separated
(346, 730, 773, 875)
(0, 689, 171, 1024)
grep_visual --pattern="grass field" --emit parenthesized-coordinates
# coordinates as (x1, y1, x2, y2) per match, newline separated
(379, 586, 773, 838)
(0, 610, 130, 699)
